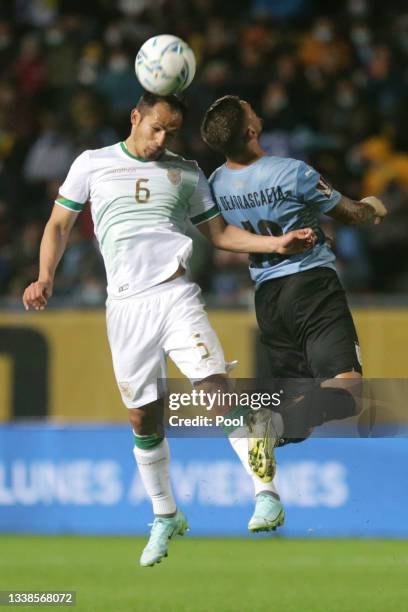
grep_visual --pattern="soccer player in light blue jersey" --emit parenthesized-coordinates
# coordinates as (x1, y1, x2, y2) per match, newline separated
(201, 96, 387, 529)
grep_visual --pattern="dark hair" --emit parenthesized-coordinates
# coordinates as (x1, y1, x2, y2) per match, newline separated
(200, 95, 246, 156)
(136, 91, 188, 120)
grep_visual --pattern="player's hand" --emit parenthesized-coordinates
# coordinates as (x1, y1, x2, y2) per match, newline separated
(360, 196, 387, 225)
(275, 228, 317, 255)
(22, 280, 53, 311)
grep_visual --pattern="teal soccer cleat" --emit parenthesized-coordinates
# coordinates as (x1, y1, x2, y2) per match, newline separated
(140, 510, 189, 567)
(248, 493, 285, 533)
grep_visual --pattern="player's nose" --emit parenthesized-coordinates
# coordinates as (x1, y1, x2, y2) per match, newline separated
(155, 131, 167, 147)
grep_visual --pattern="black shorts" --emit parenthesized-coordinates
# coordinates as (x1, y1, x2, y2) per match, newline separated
(255, 266, 362, 381)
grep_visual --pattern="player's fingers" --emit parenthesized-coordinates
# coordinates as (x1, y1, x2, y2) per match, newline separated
(35, 293, 48, 310)
(22, 291, 30, 311)
(24, 284, 48, 310)
(289, 239, 309, 253)
(299, 227, 315, 237)
(295, 229, 309, 238)
(33, 284, 48, 301)
(28, 288, 44, 306)
(23, 284, 37, 308)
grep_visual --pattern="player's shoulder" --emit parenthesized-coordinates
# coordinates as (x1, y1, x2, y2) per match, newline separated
(259, 155, 310, 187)
(259, 155, 304, 171)
(208, 164, 225, 185)
(70, 143, 122, 168)
(86, 142, 123, 161)
(210, 156, 304, 177)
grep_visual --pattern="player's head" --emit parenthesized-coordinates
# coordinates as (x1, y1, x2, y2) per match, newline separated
(130, 92, 187, 160)
(201, 96, 262, 159)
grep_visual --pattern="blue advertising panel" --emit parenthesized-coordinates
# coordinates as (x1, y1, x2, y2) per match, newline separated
(0, 424, 407, 537)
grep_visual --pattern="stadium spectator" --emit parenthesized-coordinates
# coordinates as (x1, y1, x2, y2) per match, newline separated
(1, 0, 408, 304)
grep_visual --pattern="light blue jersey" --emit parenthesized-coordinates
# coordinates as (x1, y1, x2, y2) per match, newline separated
(209, 156, 341, 288)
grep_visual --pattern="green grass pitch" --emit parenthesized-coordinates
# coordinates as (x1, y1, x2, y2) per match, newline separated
(1, 536, 407, 612)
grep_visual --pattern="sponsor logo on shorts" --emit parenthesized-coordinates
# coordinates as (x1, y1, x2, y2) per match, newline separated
(118, 284, 129, 293)
(355, 342, 363, 366)
(167, 168, 182, 185)
(118, 382, 134, 400)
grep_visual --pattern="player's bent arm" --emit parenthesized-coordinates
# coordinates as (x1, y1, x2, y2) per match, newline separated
(197, 215, 317, 254)
(22, 203, 78, 310)
(327, 195, 387, 226)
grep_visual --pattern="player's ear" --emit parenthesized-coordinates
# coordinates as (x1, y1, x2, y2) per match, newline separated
(130, 108, 142, 126)
(246, 126, 257, 141)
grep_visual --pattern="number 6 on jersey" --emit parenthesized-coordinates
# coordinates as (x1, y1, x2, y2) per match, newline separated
(135, 178, 150, 203)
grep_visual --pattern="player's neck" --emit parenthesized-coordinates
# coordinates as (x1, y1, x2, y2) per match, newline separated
(226, 145, 266, 169)
(124, 136, 149, 161)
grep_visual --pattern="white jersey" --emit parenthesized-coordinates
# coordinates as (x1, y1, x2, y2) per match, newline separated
(56, 142, 220, 299)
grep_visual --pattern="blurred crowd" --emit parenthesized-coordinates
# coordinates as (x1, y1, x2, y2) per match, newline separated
(1, 0, 408, 307)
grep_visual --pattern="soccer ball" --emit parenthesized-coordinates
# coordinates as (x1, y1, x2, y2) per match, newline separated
(135, 34, 196, 95)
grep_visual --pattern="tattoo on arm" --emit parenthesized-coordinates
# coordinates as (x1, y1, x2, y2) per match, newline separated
(327, 196, 376, 226)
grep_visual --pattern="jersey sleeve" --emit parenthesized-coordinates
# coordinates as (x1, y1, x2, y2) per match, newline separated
(296, 161, 341, 213)
(188, 167, 221, 226)
(55, 150, 91, 213)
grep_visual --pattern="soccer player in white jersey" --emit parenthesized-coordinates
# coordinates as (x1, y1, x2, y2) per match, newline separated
(22, 92, 316, 566)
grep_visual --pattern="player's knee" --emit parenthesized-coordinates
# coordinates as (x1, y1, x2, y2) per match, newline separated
(328, 373, 363, 415)
(312, 387, 357, 423)
(194, 373, 232, 414)
(129, 410, 144, 433)
(195, 373, 230, 391)
(128, 400, 163, 436)
(281, 386, 357, 438)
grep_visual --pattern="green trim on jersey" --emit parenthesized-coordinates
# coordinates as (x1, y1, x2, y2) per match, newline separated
(191, 205, 220, 226)
(55, 196, 84, 212)
(120, 141, 151, 162)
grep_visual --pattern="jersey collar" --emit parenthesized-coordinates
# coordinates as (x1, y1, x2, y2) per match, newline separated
(120, 141, 166, 163)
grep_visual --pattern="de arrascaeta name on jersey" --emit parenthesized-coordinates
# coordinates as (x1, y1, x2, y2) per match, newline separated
(216, 185, 292, 212)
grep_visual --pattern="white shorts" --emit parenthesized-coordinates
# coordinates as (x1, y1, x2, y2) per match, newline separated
(106, 277, 227, 408)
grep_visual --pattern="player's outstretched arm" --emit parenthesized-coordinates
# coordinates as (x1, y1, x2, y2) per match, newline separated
(22, 203, 78, 311)
(327, 195, 387, 226)
(197, 215, 317, 254)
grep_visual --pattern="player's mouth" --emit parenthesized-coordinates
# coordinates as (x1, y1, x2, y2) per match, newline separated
(145, 146, 163, 159)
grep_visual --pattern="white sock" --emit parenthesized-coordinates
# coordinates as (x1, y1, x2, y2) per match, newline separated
(228, 434, 279, 497)
(133, 438, 177, 516)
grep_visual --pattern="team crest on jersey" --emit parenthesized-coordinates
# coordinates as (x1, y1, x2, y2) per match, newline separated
(167, 168, 182, 185)
(317, 176, 333, 198)
(118, 382, 134, 401)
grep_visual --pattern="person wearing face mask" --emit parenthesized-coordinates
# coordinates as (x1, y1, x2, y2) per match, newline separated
(96, 50, 142, 117)
(298, 17, 350, 74)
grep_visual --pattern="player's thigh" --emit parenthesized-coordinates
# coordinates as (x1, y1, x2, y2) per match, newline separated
(163, 282, 226, 380)
(255, 278, 312, 381)
(106, 298, 167, 408)
(284, 267, 362, 378)
(260, 335, 312, 379)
